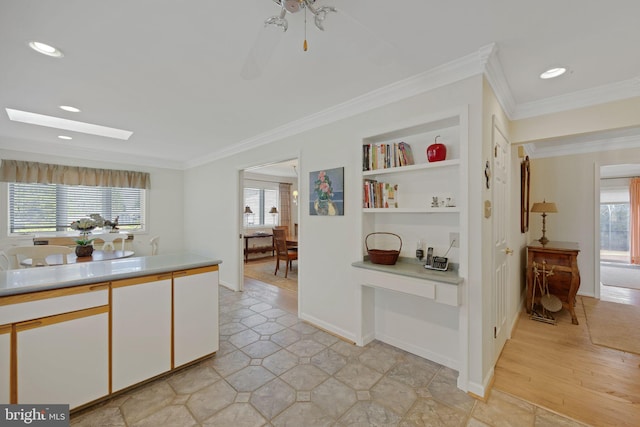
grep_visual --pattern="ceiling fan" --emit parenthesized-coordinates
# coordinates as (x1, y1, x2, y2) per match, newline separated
(241, 0, 337, 79)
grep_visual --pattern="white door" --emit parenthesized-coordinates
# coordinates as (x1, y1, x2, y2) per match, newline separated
(16, 307, 109, 409)
(492, 117, 511, 362)
(111, 276, 172, 391)
(0, 325, 10, 404)
(173, 267, 219, 367)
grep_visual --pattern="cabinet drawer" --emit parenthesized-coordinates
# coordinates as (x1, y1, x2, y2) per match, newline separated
(359, 269, 460, 306)
(0, 283, 109, 325)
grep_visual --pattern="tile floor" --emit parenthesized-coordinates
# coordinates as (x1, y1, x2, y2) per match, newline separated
(71, 285, 589, 426)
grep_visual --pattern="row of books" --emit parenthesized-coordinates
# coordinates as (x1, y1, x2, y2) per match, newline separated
(362, 142, 414, 171)
(363, 179, 398, 208)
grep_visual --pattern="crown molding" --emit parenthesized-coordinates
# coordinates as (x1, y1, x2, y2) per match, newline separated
(479, 44, 516, 119)
(513, 75, 640, 120)
(185, 45, 493, 169)
(524, 132, 640, 159)
(0, 138, 182, 170)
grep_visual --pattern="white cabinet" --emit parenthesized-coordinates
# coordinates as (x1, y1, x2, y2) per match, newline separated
(16, 307, 109, 409)
(173, 266, 219, 367)
(0, 324, 10, 404)
(111, 274, 172, 392)
(0, 283, 109, 407)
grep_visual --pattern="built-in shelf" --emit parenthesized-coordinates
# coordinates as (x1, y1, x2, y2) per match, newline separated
(362, 159, 460, 177)
(363, 207, 460, 214)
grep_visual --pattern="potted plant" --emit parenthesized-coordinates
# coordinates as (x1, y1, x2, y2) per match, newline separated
(74, 237, 95, 257)
(71, 217, 99, 258)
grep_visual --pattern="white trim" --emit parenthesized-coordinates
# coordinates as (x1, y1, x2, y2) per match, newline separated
(513, 75, 640, 120)
(480, 44, 517, 119)
(524, 133, 640, 159)
(298, 312, 358, 344)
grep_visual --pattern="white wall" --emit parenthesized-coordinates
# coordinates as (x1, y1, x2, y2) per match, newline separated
(0, 149, 185, 256)
(184, 75, 487, 391)
(529, 148, 640, 297)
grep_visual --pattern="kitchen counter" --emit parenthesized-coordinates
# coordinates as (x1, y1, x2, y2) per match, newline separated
(0, 252, 222, 297)
(352, 257, 463, 285)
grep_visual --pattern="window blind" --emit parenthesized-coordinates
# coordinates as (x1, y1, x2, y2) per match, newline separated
(9, 183, 144, 233)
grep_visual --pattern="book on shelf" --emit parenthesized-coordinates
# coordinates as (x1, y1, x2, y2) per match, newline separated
(363, 179, 399, 208)
(362, 142, 415, 171)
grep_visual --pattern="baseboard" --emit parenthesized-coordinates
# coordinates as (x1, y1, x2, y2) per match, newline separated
(375, 332, 459, 371)
(466, 366, 494, 399)
(219, 280, 240, 292)
(298, 312, 357, 344)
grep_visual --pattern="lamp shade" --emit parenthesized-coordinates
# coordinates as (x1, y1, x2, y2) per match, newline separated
(269, 206, 278, 214)
(244, 206, 253, 214)
(531, 200, 558, 213)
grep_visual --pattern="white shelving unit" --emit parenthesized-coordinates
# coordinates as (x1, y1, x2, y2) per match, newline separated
(360, 112, 464, 261)
(353, 108, 468, 375)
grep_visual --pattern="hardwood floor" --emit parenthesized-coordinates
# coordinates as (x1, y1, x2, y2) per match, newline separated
(243, 276, 297, 314)
(493, 296, 640, 427)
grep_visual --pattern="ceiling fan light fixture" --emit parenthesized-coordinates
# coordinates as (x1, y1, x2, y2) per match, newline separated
(540, 67, 567, 79)
(28, 41, 63, 58)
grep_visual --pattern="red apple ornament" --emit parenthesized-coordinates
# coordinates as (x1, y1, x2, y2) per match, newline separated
(427, 135, 446, 162)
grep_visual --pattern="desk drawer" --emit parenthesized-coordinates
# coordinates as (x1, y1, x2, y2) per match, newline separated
(0, 283, 109, 325)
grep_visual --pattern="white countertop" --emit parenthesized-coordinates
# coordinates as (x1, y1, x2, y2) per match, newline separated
(0, 252, 222, 297)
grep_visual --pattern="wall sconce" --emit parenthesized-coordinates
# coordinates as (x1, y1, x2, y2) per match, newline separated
(292, 190, 298, 205)
(530, 200, 558, 245)
(269, 206, 279, 224)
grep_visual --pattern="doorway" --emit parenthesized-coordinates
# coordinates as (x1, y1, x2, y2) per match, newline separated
(240, 159, 299, 313)
(599, 164, 640, 305)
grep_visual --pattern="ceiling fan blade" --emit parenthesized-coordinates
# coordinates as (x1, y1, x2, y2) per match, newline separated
(240, 24, 284, 80)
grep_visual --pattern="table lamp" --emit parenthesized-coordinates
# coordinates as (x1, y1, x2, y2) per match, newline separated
(269, 206, 278, 224)
(530, 200, 558, 245)
(244, 206, 253, 226)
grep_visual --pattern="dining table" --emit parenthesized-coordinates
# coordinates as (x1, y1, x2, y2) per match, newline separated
(21, 250, 135, 267)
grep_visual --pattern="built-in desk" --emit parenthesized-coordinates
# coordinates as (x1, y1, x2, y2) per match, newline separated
(352, 258, 463, 371)
(526, 241, 581, 324)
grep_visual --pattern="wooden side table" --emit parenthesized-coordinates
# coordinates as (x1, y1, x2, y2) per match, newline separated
(244, 233, 274, 262)
(526, 241, 581, 324)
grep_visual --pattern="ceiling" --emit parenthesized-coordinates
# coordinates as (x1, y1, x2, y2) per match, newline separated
(1, 1, 639, 170)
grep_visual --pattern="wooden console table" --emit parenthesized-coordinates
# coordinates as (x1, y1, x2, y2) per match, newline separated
(244, 233, 274, 262)
(526, 241, 581, 324)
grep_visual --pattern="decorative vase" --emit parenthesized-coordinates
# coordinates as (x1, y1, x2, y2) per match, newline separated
(426, 135, 446, 162)
(75, 245, 94, 258)
(315, 198, 330, 215)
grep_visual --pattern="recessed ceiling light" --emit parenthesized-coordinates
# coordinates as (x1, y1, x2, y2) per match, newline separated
(60, 105, 81, 113)
(6, 108, 133, 140)
(28, 41, 63, 58)
(58, 135, 72, 140)
(540, 67, 567, 79)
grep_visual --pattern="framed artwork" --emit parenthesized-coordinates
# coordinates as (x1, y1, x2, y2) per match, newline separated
(521, 156, 530, 233)
(309, 167, 344, 216)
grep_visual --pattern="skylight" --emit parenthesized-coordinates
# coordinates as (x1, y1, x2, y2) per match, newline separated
(5, 108, 133, 140)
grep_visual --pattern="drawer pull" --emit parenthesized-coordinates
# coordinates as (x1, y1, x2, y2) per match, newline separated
(89, 284, 109, 291)
(173, 271, 187, 277)
(157, 274, 172, 280)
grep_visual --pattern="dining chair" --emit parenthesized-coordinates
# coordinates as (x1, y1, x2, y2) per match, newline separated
(0, 250, 9, 271)
(273, 228, 297, 278)
(5, 245, 74, 269)
(96, 232, 126, 251)
(274, 225, 297, 250)
(149, 236, 160, 255)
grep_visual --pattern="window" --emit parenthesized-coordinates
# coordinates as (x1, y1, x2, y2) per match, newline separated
(9, 183, 145, 233)
(600, 202, 629, 251)
(244, 187, 278, 226)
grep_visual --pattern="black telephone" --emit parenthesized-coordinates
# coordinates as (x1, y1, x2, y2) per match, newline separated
(424, 240, 454, 271)
(425, 247, 433, 267)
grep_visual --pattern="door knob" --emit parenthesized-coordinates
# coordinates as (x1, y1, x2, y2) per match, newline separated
(505, 248, 514, 255)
